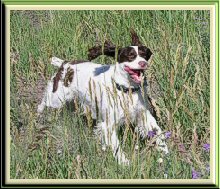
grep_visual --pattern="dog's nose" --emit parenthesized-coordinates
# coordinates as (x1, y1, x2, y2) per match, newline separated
(138, 61, 147, 68)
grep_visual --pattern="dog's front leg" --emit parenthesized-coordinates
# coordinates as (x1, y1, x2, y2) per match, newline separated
(138, 110, 169, 154)
(97, 122, 130, 165)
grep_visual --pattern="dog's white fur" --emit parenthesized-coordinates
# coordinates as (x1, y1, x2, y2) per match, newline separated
(38, 46, 168, 165)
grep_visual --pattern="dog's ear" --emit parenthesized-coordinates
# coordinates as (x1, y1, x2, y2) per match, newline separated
(88, 40, 116, 61)
(130, 28, 142, 46)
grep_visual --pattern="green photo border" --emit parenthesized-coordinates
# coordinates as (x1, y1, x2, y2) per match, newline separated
(3, 0, 219, 188)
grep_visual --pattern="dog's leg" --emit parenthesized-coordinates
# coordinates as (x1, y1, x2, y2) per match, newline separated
(37, 95, 46, 114)
(37, 80, 68, 114)
(38, 57, 65, 114)
(37, 81, 53, 114)
(138, 110, 169, 154)
(111, 128, 130, 165)
(97, 122, 130, 165)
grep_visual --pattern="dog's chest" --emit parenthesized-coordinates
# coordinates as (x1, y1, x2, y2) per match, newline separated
(116, 91, 145, 119)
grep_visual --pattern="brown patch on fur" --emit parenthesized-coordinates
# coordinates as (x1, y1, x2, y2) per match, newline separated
(52, 64, 64, 93)
(53, 60, 87, 92)
(88, 40, 116, 61)
(64, 67, 74, 87)
(130, 28, 142, 46)
(69, 60, 88, 65)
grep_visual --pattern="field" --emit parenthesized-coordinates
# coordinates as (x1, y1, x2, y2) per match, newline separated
(10, 10, 210, 179)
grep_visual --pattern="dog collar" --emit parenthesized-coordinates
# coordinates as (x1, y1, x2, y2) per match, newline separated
(115, 78, 148, 93)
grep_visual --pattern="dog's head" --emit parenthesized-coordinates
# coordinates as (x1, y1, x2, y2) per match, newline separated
(88, 29, 153, 84)
(117, 29, 153, 84)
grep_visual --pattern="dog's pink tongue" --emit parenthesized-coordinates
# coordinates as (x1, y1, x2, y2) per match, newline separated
(124, 66, 138, 75)
(131, 75, 141, 83)
(124, 66, 141, 83)
(124, 66, 133, 73)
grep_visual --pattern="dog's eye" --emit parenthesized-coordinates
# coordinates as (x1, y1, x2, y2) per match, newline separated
(138, 50, 146, 57)
(128, 52, 136, 58)
(117, 47, 137, 63)
(127, 49, 137, 61)
(138, 46, 152, 61)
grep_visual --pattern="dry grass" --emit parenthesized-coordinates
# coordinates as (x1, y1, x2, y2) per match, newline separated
(10, 10, 210, 179)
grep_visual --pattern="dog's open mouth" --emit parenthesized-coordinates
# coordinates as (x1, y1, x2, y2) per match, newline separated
(124, 65, 145, 84)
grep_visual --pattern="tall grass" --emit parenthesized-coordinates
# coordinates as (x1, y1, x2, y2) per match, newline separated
(10, 10, 210, 179)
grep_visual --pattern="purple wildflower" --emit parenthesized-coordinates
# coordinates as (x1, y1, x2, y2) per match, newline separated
(148, 130, 156, 138)
(165, 131, 171, 139)
(206, 165, 210, 173)
(178, 143, 186, 152)
(203, 143, 210, 152)
(192, 168, 200, 179)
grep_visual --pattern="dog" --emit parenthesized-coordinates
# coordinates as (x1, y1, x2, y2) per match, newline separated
(38, 29, 168, 165)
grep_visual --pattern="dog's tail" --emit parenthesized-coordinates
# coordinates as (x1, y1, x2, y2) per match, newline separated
(50, 57, 64, 67)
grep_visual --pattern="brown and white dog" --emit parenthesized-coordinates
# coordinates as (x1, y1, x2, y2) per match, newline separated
(38, 30, 168, 165)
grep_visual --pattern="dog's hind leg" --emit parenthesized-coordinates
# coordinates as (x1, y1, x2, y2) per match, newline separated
(37, 80, 70, 114)
(37, 96, 46, 114)
(37, 57, 65, 114)
(37, 81, 53, 114)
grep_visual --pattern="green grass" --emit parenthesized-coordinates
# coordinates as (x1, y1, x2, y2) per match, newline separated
(10, 10, 210, 179)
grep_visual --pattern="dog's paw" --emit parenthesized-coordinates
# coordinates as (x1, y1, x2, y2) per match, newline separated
(37, 104, 45, 114)
(101, 144, 107, 151)
(118, 153, 130, 166)
(121, 157, 130, 166)
(123, 159, 130, 166)
(156, 135, 169, 154)
(135, 143, 139, 151)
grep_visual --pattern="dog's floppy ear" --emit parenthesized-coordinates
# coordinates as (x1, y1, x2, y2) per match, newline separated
(130, 28, 142, 46)
(88, 40, 116, 61)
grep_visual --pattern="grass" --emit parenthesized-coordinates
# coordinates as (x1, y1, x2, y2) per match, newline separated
(10, 10, 210, 179)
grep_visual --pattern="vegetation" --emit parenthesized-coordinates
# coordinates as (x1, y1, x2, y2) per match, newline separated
(10, 10, 210, 179)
